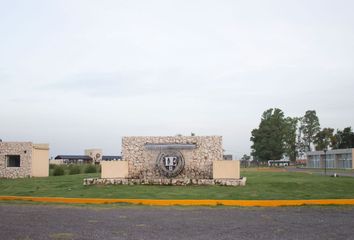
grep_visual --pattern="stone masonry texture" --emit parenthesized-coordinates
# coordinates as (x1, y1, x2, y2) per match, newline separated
(122, 136, 223, 179)
(84, 177, 247, 186)
(0, 142, 33, 178)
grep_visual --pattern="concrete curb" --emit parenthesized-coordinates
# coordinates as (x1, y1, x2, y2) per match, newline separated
(1, 196, 354, 206)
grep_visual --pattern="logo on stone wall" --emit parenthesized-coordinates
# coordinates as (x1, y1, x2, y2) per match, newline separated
(156, 151, 185, 178)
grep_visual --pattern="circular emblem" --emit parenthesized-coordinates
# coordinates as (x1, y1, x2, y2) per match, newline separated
(96, 153, 101, 159)
(156, 151, 185, 178)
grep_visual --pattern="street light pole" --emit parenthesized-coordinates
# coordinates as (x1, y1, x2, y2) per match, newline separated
(324, 149, 327, 176)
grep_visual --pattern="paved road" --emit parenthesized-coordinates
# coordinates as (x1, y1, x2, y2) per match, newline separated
(1, 204, 354, 240)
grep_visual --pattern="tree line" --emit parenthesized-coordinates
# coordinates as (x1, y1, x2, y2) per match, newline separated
(250, 108, 354, 162)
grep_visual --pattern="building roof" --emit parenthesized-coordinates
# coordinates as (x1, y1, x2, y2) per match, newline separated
(54, 155, 93, 160)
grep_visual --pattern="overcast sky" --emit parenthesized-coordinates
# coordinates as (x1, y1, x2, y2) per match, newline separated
(1, 0, 353, 158)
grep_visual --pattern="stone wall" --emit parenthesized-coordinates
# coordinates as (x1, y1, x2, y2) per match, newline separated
(122, 136, 223, 179)
(0, 142, 33, 178)
(84, 177, 247, 186)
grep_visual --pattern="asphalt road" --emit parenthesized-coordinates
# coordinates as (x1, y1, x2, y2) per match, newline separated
(1, 204, 354, 240)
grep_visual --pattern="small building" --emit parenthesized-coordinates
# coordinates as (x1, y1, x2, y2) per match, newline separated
(102, 155, 122, 161)
(306, 148, 353, 169)
(268, 159, 290, 167)
(0, 142, 49, 178)
(53, 148, 121, 164)
(223, 154, 233, 160)
(85, 148, 121, 161)
(54, 155, 93, 164)
(84, 149, 102, 163)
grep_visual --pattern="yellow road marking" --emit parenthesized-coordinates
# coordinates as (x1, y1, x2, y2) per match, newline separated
(1, 196, 354, 206)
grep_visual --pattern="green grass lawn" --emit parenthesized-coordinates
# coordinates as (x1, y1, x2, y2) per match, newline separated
(1, 170, 354, 200)
(296, 167, 354, 174)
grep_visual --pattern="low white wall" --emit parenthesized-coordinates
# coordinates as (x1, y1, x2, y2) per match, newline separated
(32, 144, 49, 177)
(101, 161, 128, 178)
(213, 160, 240, 179)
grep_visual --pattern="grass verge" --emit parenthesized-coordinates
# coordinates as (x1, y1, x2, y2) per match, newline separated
(1, 169, 354, 200)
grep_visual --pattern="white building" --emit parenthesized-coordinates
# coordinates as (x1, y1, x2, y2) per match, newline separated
(306, 148, 353, 169)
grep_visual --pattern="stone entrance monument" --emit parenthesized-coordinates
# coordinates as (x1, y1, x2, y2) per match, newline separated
(84, 136, 246, 186)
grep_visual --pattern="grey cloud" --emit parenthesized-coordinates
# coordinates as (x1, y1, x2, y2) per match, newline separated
(1, 0, 354, 157)
(43, 69, 208, 99)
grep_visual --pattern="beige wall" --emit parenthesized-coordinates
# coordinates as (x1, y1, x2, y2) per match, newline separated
(213, 160, 240, 179)
(31, 144, 49, 177)
(101, 161, 128, 178)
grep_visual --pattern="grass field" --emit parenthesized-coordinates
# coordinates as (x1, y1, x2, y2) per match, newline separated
(1, 169, 354, 200)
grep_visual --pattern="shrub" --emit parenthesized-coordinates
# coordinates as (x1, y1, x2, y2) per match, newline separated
(84, 164, 97, 173)
(53, 165, 65, 176)
(49, 164, 56, 169)
(68, 165, 81, 175)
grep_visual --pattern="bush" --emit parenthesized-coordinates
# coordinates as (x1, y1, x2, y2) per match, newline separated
(68, 165, 81, 175)
(84, 164, 97, 173)
(53, 165, 65, 176)
(49, 164, 56, 169)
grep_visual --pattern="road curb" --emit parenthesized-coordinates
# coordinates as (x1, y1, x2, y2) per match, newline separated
(1, 196, 354, 206)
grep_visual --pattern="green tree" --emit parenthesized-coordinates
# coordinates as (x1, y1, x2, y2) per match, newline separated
(283, 117, 299, 161)
(241, 154, 251, 167)
(332, 127, 354, 149)
(300, 110, 320, 151)
(296, 119, 307, 158)
(314, 128, 335, 150)
(241, 154, 251, 161)
(251, 108, 287, 162)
